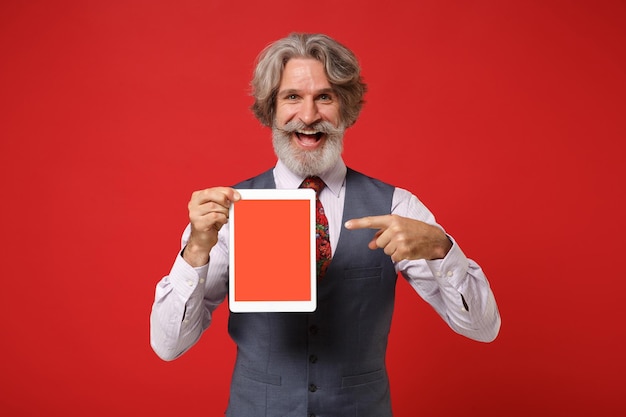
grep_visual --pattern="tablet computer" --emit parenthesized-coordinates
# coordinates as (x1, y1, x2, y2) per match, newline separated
(228, 189, 316, 312)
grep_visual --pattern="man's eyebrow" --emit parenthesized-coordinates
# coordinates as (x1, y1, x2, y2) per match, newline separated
(316, 88, 335, 95)
(278, 88, 299, 96)
(278, 88, 336, 96)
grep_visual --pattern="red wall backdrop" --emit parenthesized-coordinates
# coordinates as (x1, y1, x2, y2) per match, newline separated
(1, 1, 625, 416)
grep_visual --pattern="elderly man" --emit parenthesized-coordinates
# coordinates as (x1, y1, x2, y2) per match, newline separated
(151, 33, 500, 417)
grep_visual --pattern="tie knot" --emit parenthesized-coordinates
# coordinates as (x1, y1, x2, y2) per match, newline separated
(299, 176, 325, 194)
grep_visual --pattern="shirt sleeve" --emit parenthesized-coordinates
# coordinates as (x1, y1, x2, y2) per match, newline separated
(392, 187, 501, 342)
(150, 224, 230, 360)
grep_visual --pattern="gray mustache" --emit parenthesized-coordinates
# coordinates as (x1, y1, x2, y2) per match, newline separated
(278, 120, 343, 135)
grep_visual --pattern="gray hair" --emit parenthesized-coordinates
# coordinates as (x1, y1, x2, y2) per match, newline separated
(251, 33, 367, 127)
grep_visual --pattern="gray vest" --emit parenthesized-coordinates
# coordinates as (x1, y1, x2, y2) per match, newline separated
(228, 168, 397, 417)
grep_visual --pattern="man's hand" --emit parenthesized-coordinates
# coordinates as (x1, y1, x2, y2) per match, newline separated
(183, 187, 241, 267)
(344, 214, 452, 262)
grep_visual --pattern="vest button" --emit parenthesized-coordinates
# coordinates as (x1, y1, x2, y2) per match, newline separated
(309, 414, 316, 417)
(309, 354, 318, 363)
(309, 325, 319, 335)
(309, 384, 318, 392)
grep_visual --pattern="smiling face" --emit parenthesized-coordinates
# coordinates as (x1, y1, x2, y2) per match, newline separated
(272, 58, 345, 177)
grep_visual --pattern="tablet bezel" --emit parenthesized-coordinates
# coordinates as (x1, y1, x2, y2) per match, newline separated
(228, 188, 316, 312)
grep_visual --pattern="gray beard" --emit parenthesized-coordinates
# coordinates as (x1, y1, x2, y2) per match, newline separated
(272, 120, 345, 177)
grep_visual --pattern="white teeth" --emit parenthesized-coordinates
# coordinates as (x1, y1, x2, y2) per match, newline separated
(297, 130, 319, 135)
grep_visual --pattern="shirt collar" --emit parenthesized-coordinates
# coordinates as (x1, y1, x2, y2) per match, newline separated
(274, 158, 346, 198)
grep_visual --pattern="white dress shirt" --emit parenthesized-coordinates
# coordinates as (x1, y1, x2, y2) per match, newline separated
(150, 159, 501, 360)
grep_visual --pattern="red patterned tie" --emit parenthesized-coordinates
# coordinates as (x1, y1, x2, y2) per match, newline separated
(300, 176, 332, 279)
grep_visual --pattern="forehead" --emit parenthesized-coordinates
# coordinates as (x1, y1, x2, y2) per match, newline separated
(279, 58, 331, 91)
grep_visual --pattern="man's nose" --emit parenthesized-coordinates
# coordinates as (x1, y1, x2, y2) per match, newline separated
(298, 97, 321, 126)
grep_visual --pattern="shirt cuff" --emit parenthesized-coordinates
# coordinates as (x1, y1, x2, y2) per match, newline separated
(425, 236, 470, 290)
(168, 253, 210, 300)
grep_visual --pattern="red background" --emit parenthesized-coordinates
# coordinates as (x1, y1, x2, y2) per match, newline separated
(1, 1, 625, 416)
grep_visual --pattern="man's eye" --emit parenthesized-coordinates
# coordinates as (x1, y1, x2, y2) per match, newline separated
(319, 94, 331, 101)
(287, 94, 298, 100)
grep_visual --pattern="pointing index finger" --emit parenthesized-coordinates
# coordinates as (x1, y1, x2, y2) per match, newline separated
(345, 215, 392, 230)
